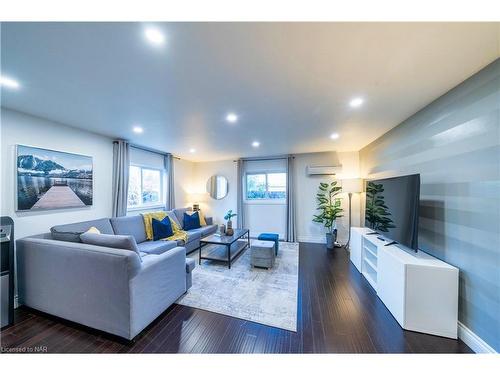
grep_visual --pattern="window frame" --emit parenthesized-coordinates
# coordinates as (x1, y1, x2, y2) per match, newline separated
(244, 170, 287, 203)
(127, 164, 165, 211)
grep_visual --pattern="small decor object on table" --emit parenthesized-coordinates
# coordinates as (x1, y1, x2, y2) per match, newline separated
(312, 181, 343, 250)
(224, 210, 237, 236)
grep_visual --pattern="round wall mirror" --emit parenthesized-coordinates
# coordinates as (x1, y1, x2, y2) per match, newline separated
(206, 175, 228, 200)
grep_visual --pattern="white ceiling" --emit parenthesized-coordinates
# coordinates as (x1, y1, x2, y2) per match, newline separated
(1, 22, 499, 161)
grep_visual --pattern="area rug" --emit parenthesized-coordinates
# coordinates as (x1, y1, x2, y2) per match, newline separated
(176, 240, 299, 331)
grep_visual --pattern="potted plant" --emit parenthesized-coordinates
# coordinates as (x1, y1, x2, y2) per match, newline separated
(312, 181, 343, 249)
(224, 210, 237, 236)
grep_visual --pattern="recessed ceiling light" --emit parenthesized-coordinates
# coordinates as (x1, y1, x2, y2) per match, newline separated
(144, 27, 165, 46)
(0, 75, 20, 89)
(252, 141, 260, 148)
(133, 126, 144, 134)
(349, 97, 364, 108)
(189, 148, 196, 153)
(226, 113, 238, 124)
(330, 133, 340, 140)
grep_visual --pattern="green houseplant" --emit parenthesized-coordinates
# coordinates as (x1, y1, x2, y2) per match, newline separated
(312, 181, 343, 249)
(365, 181, 395, 232)
(224, 210, 237, 236)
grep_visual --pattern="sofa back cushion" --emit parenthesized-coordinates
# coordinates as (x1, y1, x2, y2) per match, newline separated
(110, 215, 147, 243)
(51, 218, 114, 242)
(80, 232, 142, 261)
(165, 210, 182, 228)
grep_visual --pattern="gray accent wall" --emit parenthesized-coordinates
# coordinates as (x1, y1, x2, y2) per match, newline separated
(360, 59, 500, 351)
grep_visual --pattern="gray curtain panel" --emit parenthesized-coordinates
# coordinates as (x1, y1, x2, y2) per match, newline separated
(286, 155, 296, 242)
(164, 153, 175, 210)
(112, 140, 130, 217)
(236, 159, 245, 229)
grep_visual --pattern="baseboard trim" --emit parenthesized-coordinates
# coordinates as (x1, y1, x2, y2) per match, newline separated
(458, 321, 497, 353)
(297, 236, 325, 244)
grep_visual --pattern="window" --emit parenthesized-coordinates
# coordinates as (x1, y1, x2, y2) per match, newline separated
(127, 165, 164, 208)
(246, 172, 286, 200)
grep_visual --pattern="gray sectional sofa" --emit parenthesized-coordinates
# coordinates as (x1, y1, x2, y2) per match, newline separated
(15, 207, 216, 340)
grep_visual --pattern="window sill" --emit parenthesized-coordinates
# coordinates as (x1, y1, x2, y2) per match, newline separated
(127, 204, 165, 212)
(244, 200, 286, 206)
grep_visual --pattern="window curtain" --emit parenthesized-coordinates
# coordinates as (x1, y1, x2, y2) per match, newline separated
(164, 153, 175, 210)
(112, 140, 130, 217)
(236, 159, 245, 229)
(286, 155, 296, 242)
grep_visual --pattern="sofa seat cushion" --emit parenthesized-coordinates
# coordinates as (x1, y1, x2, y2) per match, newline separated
(186, 258, 196, 273)
(51, 218, 114, 242)
(186, 230, 201, 243)
(110, 215, 147, 243)
(201, 224, 218, 237)
(137, 240, 178, 255)
(188, 225, 218, 238)
(80, 232, 142, 261)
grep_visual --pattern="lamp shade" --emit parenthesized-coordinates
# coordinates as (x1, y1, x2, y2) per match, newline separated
(342, 178, 364, 193)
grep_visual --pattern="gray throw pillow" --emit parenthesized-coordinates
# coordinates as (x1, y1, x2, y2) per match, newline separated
(80, 232, 142, 262)
(51, 228, 84, 243)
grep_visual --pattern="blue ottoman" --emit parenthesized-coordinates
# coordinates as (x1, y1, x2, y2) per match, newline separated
(258, 233, 279, 255)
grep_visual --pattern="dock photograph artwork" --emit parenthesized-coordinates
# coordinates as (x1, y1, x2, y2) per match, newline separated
(16, 145, 93, 211)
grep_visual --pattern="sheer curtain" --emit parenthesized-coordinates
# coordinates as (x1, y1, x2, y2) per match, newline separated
(236, 159, 245, 229)
(112, 140, 130, 217)
(286, 155, 296, 242)
(164, 153, 175, 210)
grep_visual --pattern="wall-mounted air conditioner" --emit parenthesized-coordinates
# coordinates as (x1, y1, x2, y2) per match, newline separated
(306, 165, 342, 176)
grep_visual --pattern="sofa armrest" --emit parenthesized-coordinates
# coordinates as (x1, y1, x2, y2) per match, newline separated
(129, 246, 187, 338)
(205, 216, 213, 225)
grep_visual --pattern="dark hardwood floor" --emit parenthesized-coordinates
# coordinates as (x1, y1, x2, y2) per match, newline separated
(0, 242, 472, 353)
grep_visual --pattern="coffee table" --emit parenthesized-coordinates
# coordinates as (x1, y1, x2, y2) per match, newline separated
(198, 228, 250, 269)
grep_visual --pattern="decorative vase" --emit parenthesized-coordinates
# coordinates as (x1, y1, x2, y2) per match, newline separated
(219, 224, 226, 235)
(226, 220, 234, 236)
(326, 224, 338, 250)
(326, 233, 334, 250)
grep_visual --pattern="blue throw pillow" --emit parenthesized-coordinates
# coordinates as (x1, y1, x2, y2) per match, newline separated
(183, 211, 201, 231)
(152, 217, 174, 241)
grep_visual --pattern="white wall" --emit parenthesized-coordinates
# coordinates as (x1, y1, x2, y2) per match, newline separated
(0, 108, 114, 240)
(190, 160, 237, 225)
(174, 158, 196, 210)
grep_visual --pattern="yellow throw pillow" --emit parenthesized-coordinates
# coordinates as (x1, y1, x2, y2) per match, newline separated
(85, 226, 101, 234)
(198, 211, 207, 226)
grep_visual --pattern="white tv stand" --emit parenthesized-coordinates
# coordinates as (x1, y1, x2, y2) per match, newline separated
(350, 227, 459, 339)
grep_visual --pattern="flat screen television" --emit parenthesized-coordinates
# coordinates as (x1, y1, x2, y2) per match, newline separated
(364, 174, 420, 252)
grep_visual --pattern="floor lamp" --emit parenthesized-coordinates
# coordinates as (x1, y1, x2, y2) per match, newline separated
(342, 178, 364, 249)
